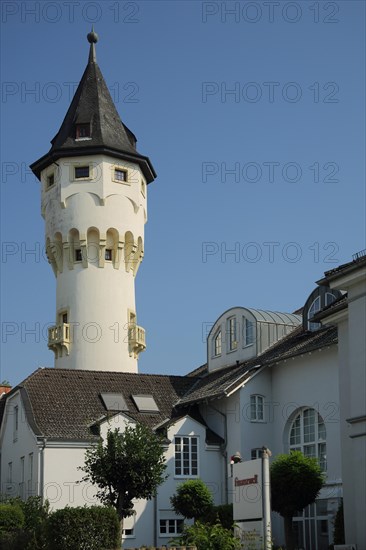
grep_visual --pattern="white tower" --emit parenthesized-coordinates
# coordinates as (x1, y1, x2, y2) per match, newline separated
(30, 30, 156, 372)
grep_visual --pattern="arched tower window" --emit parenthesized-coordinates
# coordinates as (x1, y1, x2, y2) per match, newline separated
(307, 297, 321, 331)
(289, 408, 327, 471)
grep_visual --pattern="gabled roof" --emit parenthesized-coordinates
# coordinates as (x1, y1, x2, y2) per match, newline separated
(177, 325, 337, 406)
(30, 31, 156, 183)
(1, 369, 197, 441)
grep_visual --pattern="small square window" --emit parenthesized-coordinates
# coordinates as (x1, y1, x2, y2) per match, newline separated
(105, 249, 112, 261)
(47, 174, 55, 188)
(76, 123, 90, 139)
(75, 249, 82, 262)
(114, 168, 127, 182)
(75, 166, 90, 179)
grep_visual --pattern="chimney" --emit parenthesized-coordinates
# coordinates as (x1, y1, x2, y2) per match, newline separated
(0, 383, 11, 398)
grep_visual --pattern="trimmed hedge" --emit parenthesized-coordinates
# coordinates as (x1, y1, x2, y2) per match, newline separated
(47, 505, 120, 550)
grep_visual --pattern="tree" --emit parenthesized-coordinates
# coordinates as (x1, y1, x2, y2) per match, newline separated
(170, 479, 214, 522)
(79, 424, 167, 535)
(270, 451, 324, 550)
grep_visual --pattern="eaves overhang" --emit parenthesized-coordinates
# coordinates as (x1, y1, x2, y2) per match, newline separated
(30, 146, 156, 184)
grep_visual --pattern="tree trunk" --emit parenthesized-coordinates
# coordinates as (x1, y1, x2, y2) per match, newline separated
(284, 515, 295, 550)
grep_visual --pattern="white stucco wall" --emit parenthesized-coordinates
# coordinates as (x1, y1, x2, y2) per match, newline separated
(0, 391, 40, 499)
(41, 155, 148, 373)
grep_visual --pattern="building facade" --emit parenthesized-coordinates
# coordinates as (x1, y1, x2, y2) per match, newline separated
(1, 31, 365, 550)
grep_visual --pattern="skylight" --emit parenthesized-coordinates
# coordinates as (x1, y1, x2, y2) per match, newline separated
(100, 393, 129, 412)
(131, 394, 159, 413)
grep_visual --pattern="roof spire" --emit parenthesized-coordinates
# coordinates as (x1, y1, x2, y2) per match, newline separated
(87, 26, 98, 63)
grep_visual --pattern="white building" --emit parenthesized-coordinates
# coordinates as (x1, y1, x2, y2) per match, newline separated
(1, 31, 365, 550)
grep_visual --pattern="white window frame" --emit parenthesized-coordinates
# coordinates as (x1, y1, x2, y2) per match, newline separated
(28, 453, 33, 495)
(289, 408, 327, 471)
(174, 436, 199, 477)
(159, 518, 184, 537)
(112, 165, 129, 185)
(250, 395, 264, 422)
(227, 316, 238, 352)
(13, 405, 19, 441)
(307, 296, 321, 331)
(7, 462, 13, 484)
(251, 448, 262, 460)
(213, 329, 222, 357)
(243, 317, 254, 347)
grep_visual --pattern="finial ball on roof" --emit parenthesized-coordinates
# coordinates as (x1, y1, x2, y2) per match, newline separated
(87, 29, 99, 44)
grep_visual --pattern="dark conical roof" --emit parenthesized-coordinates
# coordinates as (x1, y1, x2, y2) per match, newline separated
(30, 34, 156, 183)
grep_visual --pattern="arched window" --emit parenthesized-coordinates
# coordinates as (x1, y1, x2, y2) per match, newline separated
(213, 330, 222, 356)
(289, 408, 326, 471)
(307, 297, 321, 331)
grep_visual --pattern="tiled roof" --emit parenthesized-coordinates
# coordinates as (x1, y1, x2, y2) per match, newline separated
(320, 253, 366, 281)
(5, 369, 197, 441)
(177, 325, 337, 406)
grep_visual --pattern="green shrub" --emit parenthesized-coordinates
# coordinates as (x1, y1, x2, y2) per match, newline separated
(172, 520, 241, 550)
(170, 479, 214, 521)
(205, 503, 234, 529)
(0, 504, 24, 533)
(47, 505, 120, 550)
(0, 496, 49, 550)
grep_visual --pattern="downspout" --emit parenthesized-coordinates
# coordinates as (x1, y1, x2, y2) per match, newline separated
(207, 403, 228, 504)
(39, 437, 47, 503)
(154, 492, 158, 547)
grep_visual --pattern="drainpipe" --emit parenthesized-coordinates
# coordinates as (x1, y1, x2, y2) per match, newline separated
(154, 492, 158, 547)
(207, 404, 228, 504)
(39, 437, 47, 503)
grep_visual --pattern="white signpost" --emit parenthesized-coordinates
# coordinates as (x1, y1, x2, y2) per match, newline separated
(232, 448, 272, 550)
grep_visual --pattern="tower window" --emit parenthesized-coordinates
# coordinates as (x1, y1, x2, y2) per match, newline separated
(47, 174, 55, 188)
(75, 166, 90, 179)
(75, 123, 90, 139)
(105, 249, 112, 261)
(213, 330, 222, 356)
(227, 316, 237, 351)
(75, 249, 82, 262)
(114, 168, 127, 182)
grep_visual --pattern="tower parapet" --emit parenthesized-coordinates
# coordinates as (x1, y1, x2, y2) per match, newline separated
(30, 32, 156, 372)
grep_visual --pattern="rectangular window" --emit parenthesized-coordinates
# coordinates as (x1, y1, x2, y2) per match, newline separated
(75, 166, 90, 179)
(175, 436, 198, 476)
(159, 519, 184, 536)
(251, 448, 262, 460)
(214, 330, 222, 356)
(250, 395, 264, 422)
(141, 179, 146, 197)
(62, 313, 68, 324)
(105, 249, 112, 261)
(122, 528, 134, 537)
(28, 453, 33, 494)
(7, 462, 12, 483)
(227, 316, 237, 351)
(47, 174, 55, 188)
(75, 249, 82, 262)
(114, 168, 127, 182)
(20, 456, 25, 498)
(76, 123, 90, 139)
(13, 405, 19, 441)
(244, 318, 254, 346)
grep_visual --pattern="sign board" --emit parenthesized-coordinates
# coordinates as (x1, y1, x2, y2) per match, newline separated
(233, 459, 262, 521)
(235, 521, 264, 550)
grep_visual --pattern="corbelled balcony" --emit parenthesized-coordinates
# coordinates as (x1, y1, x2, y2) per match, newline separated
(48, 323, 70, 356)
(129, 324, 146, 357)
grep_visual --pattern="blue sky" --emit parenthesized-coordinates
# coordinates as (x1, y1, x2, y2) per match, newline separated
(1, 1, 365, 385)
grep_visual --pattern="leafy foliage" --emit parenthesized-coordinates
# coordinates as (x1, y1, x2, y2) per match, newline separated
(173, 520, 241, 550)
(79, 424, 167, 521)
(47, 506, 120, 550)
(205, 503, 234, 529)
(0, 503, 24, 533)
(0, 496, 49, 550)
(170, 479, 214, 521)
(270, 451, 324, 517)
